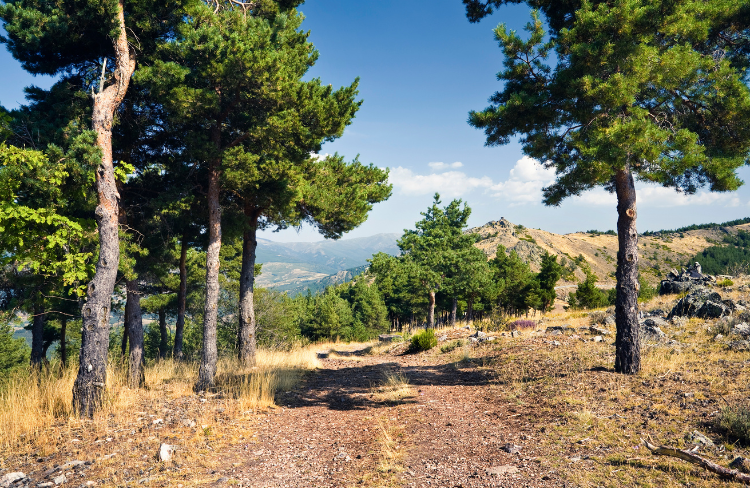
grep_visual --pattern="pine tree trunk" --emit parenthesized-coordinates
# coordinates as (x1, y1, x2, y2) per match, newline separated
(158, 307, 168, 360)
(468, 299, 474, 322)
(72, 0, 135, 417)
(121, 299, 129, 356)
(125, 280, 145, 389)
(614, 168, 641, 374)
(31, 296, 44, 367)
(196, 156, 221, 392)
(60, 317, 67, 367)
(427, 291, 436, 328)
(450, 297, 457, 326)
(173, 233, 188, 360)
(238, 209, 259, 366)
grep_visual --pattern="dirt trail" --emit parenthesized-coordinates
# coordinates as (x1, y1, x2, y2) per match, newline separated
(221, 343, 562, 488)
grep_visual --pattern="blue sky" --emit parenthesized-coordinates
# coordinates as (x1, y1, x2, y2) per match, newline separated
(2, 0, 750, 242)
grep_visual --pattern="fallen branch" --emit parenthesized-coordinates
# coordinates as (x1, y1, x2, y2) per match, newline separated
(642, 438, 750, 483)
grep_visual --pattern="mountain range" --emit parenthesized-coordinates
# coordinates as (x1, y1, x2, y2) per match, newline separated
(257, 218, 749, 295)
(254, 233, 400, 294)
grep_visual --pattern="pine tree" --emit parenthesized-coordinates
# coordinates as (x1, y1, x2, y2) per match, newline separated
(462, 0, 750, 373)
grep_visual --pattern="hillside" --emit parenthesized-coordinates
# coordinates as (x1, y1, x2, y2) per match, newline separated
(467, 218, 749, 286)
(254, 220, 747, 295)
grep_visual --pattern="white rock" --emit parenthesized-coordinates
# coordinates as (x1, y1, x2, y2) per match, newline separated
(52, 474, 66, 485)
(1, 472, 25, 487)
(159, 443, 175, 462)
(593, 336, 603, 343)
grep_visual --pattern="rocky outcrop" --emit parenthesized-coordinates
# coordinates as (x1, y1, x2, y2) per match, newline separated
(669, 286, 733, 319)
(659, 263, 715, 295)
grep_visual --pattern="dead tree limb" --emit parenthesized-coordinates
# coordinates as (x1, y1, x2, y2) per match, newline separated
(642, 438, 750, 483)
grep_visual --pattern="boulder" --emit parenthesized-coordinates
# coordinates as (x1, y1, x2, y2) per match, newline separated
(669, 287, 729, 318)
(603, 315, 616, 326)
(640, 322, 666, 342)
(660, 262, 715, 295)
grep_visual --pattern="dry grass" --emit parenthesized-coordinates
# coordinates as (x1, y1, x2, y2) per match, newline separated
(473, 280, 750, 488)
(0, 344, 321, 465)
(372, 370, 413, 403)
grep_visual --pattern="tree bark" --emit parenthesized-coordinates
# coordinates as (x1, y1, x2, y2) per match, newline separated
(158, 307, 168, 359)
(467, 299, 474, 322)
(450, 297, 457, 326)
(121, 298, 129, 356)
(60, 317, 67, 367)
(173, 232, 188, 360)
(614, 168, 641, 374)
(72, 0, 135, 417)
(238, 208, 259, 366)
(125, 280, 145, 389)
(427, 291, 436, 328)
(196, 155, 222, 392)
(31, 296, 44, 367)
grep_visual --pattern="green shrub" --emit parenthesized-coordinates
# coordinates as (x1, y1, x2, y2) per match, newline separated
(717, 404, 750, 443)
(717, 278, 734, 287)
(409, 328, 437, 352)
(440, 339, 465, 353)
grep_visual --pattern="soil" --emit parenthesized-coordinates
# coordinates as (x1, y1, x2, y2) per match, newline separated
(220, 334, 560, 488)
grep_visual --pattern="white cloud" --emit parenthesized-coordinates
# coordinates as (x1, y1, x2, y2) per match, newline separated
(389, 166, 493, 198)
(309, 152, 330, 161)
(428, 161, 464, 170)
(490, 156, 556, 204)
(572, 185, 742, 208)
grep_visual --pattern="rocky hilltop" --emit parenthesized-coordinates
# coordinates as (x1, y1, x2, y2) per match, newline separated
(467, 218, 750, 285)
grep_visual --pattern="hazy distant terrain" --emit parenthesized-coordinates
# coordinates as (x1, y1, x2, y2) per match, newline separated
(255, 234, 400, 294)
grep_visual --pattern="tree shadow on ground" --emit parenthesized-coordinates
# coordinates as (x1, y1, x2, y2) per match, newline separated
(276, 353, 493, 412)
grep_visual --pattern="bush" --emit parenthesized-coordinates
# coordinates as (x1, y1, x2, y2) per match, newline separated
(440, 339, 465, 353)
(717, 278, 735, 287)
(409, 329, 437, 352)
(508, 319, 536, 330)
(717, 404, 750, 443)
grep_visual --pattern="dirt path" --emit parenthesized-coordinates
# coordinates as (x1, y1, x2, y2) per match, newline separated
(220, 343, 563, 488)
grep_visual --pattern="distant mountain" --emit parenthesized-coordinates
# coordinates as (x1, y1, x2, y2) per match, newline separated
(271, 265, 368, 297)
(255, 233, 399, 293)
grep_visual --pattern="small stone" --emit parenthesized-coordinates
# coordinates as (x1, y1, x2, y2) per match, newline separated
(714, 334, 724, 342)
(153, 418, 164, 425)
(52, 474, 66, 485)
(159, 443, 175, 462)
(438, 334, 448, 342)
(589, 326, 610, 336)
(551, 340, 561, 346)
(1, 472, 25, 487)
(729, 456, 750, 474)
(501, 443, 522, 454)
(84, 482, 96, 487)
(216, 477, 229, 483)
(37, 483, 54, 487)
(685, 430, 714, 449)
(486, 465, 519, 475)
(593, 336, 603, 343)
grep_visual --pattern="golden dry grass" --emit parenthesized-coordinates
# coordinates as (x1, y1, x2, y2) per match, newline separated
(372, 370, 413, 403)
(0, 344, 321, 456)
